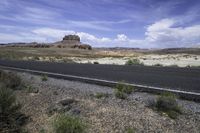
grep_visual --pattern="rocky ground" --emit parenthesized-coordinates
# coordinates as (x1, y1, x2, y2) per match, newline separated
(14, 72, 200, 133)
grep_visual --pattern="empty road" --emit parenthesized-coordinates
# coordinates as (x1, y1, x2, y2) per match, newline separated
(0, 59, 200, 93)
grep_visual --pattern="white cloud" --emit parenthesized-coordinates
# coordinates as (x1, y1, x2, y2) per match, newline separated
(32, 28, 75, 40)
(1, 18, 200, 48)
(115, 34, 128, 41)
(145, 18, 200, 47)
(0, 33, 46, 43)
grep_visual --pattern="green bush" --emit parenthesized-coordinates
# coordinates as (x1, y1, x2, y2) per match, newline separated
(114, 82, 134, 99)
(53, 114, 87, 133)
(125, 59, 143, 65)
(0, 70, 21, 89)
(33, 56, 40, 60)
(126, 127, 135, 133)
(41, 74, 48, 81)
(93, 61, 99, 64)
(116, 82, 134, 94)
(115, 90, 127, 99)
(0, 87, 23, 132)
(25, 85, 39, 93)
(94, 92, 109, 99)
(155, 92, 182, 119)
(154, 64, 163, 67)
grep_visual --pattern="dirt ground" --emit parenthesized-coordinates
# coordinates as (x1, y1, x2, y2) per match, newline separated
(14, 72, 200, 133)
(1, 47, 200, 67)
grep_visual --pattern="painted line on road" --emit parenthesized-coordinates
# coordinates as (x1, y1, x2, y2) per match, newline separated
(0, 65, 199, 101)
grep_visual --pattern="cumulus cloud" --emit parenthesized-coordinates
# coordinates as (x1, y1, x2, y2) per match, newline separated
(0, 18, 200, 48)
(145, 18, 200, 47)
(32, 28, 75, 41)
(27, 28, 142, 47)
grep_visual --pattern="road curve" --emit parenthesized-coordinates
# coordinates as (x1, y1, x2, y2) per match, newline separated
(0, 59, 200, 93)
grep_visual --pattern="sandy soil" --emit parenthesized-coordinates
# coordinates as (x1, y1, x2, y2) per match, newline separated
(67, 54, 200, 67)
(1, 47, 200, 67)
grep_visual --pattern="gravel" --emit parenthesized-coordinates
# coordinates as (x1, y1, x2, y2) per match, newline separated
(14, 71, 200, 133)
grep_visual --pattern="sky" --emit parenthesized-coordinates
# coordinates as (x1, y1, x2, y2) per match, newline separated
(0, 0, 200, 48)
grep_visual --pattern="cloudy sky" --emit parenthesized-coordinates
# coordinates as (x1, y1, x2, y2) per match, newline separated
(0, 0, 200, 48)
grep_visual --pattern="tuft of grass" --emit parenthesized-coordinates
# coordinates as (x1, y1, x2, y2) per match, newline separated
(41, 74, 48, 81)
(0, 87, 26, 132)
(94, 92, 109, 99)
(25, 85, 39, 93)
(114, 82, 134, 99)
(115, 90, 127, 99)
(126, 127, 135, 133)
(53, 114, 87, 133)
(0, 70, 21, 89)
(116, 82, 134, 94)
(125, 59, 143, 66)
(155, 92, 182, 119)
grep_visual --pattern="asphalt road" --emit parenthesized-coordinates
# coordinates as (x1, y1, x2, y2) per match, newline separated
(0, 59, 200, 93)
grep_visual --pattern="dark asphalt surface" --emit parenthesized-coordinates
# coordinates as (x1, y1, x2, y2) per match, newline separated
(0, 59, 200, 93)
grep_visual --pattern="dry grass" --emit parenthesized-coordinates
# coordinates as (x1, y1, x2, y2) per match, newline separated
(0, 47, 140, 61)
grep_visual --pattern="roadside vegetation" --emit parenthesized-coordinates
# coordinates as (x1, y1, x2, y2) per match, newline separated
(153, 64, 163, 67)
(0, 70, 27, 132)
(125, 59, 144, 66)
(41, 74, 48, 81)
(25, 85, 39, 93)
(93, 61, 99, 64)
(94, 92, 109, 99)
(126, 127, 135, 133)
(151, 92, 182, 119)
(115, 82, 134, 99)
(0, 70, 22, 89)
(53, 113, 87, 133)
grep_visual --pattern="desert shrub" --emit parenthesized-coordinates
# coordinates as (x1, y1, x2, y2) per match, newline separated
(0, 87, 25, 132)
(125, 59, 143, 65)
(126, 127, 135, 133)
(41, 74, 48, 81)
(155, 92, 182, 119)
(154, 64, 163, 67)
(25, 85, 39, 93)
(115, 90, 127, 99)
(93, 61, 99, 64)
(53, 114, 87, 133)
(94, 92, 109, 99)
(33, 56, 40, 60)
(114, 82, 134, 99)
(0, 70, 21, 89)
(116, 82, 134, 94)
(62, 58, 76, 63)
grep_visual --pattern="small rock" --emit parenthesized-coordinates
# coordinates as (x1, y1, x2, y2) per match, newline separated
(59, 98, 75, 106)
(53, 91, 58, 95)
(70, 108, 81, 115)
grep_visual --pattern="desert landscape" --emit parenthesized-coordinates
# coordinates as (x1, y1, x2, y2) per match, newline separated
(1, 0, 200, 133)
(0, 35, 200, 68)
(0, 70, 200, 133)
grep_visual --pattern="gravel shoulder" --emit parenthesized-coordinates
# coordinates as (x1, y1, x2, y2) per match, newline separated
(14, 72, 200, 133)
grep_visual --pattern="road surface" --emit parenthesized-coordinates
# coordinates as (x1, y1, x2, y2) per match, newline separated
(0, 59, 199, 93)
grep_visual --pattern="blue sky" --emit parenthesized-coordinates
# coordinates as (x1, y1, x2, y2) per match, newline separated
(0, 0, 200, 48)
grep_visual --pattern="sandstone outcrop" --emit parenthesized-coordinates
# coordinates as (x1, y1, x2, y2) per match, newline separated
(56, 35, 92, 50)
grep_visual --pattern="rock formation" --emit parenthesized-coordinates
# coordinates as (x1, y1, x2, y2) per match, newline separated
(56, 35, 92, 50)
(62, 35, 81, 45)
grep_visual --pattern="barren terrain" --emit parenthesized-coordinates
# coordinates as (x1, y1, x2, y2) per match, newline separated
(0, 47, 200, 67)
(11, 71, 200, 133)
